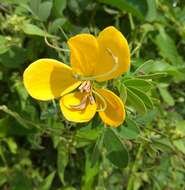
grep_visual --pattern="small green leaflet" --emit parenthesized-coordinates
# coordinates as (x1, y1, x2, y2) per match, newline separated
(103, 128, 129, 168)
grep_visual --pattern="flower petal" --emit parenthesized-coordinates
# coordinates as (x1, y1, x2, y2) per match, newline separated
(60, 92, 97, 123)
(95, 89, 125, 127)
(95, 26, 130, 82)
(23, 59, 81, 100)
(67, 34, 99, 77)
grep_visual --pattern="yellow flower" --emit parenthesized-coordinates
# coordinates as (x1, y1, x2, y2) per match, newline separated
(23, 26, 130, 127)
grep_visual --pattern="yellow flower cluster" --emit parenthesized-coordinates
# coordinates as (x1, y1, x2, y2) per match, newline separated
(23, 26, 130, 127)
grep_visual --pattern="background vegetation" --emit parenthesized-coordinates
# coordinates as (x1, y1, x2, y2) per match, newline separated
(0, 0, 185, 189)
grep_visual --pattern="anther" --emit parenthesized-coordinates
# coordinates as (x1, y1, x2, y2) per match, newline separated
(89, 95, 95, 104)
(78, 81, 91, 93)
(70, 95, 88, 111)
(78, 81, 87, 92)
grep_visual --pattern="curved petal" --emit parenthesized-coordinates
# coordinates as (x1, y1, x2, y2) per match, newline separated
(95, 89, 125, 127)
(23, 59, 81, 100)
(95, 26, 130, 82)
(60, 92, 97, 123)
(67, 34, 99, 77)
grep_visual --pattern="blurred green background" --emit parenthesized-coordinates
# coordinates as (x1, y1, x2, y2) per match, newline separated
(0, 0, 185, 189)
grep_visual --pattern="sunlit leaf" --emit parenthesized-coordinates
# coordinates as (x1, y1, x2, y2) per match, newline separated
(126, 88, 147, 115)
(155, 28, 184, 65)
(22, 23, 54, 37)
(38, 1, 53, 21)
(146, 0, 157, 21)
(39, 171, 56, 190)
(158, 85, 175, 106)
(124, 78, 152, 92)
(53, 0, 67, 16)
(128, 86, 153, 109)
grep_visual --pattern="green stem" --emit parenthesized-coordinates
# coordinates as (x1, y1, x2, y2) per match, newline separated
(126, 144, 144, 190)
(128, 13, 135, 30)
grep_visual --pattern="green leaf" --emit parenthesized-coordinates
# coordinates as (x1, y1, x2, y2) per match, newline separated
(134, 59, 155, 74)
(0, 105, 40, 132)
(158, 85, 175, 106)
(1, 0, 29, 4)
(118, 118, 140, 139)
(126, 88, 147, 115)
(0, 117, 9, 137)
(9, 170, 33, 190)
(0, 167, 8, 186)
(5, 138, 17, 154)
(76, 128, 101, 141)
(82, 149, 100, 190)
(0, 116, 37, 137)
(152, 138, 174, 152)
(135, 60, 180, 79)
(14, 80, 28, 109)
(146, 0, 157, 21)
(116, 81, 127, 103)
(53, 0, 67, 16)
(128, 86, 154, 109)
(155, 28, 184, 65)
(0, 71, 2, 80)
(0, 105, 28, 128)
(39, 171, 56, 190)
(136, 72, 168, 79)
(57, 142, 69, 185)
(0, 35, 9, 54)
(103, 128, 129, 168)
(63, 187, 76, 190)
(67, 0, 81, 15)
(29, 0, 41, 14)
(0, 46, 27, 68)
(124, 78, 152, 92)
(91, 131, 104, 166)
(176, 121, 185, 135)
(173, 139, 185, 154)
(99, 0, 145, 19)
(38, 1, 53, 21)
(75, 128, 102, 148)
(22, 23, 54, 38)
(49, 18, 66, 34)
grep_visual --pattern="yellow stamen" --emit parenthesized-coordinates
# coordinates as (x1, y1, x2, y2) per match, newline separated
(78, 81, 87, 92)
(73, 48, 119, 81)
(78, 81, 91, 93)
(70, 95, 88, 110)
(89, 95, 95, 104)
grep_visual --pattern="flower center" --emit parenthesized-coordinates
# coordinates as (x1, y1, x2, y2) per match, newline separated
(70, 81, 95, 111)
(70, 48, 118, 111)
(70, 81, 107, 112)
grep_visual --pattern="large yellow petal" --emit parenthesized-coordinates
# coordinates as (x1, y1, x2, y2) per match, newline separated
(23, 59, 81, 100)
(95, 89, 125, 127)
(67, 34, 99, 77)
(95, 26, 130, 82)
(60, 92, 97, 123)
